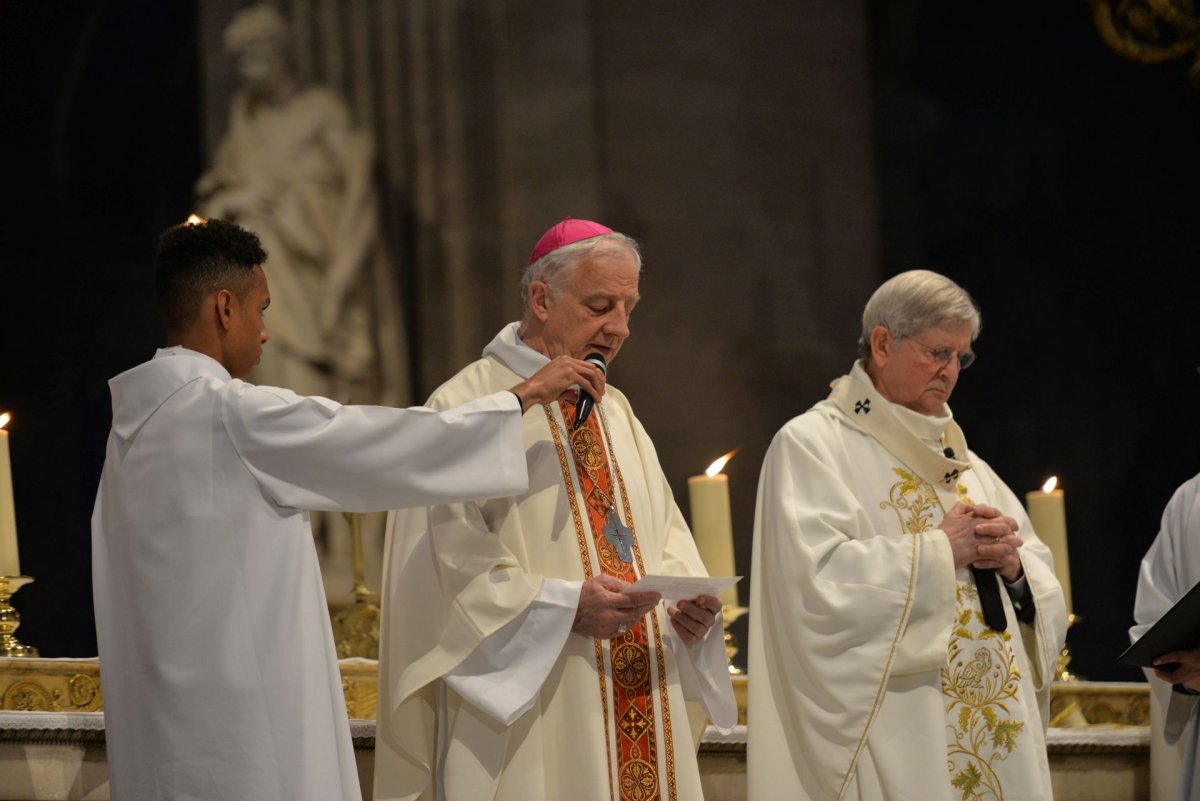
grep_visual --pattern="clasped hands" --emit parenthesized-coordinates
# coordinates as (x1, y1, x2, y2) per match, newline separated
(941, 501, 1025, 582)
(572, 574, 721, 645)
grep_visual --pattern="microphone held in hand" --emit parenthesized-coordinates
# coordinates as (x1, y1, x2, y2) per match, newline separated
(572, 353, 608, 430)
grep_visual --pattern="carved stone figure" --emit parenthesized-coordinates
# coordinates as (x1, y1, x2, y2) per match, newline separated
(197, 4, 406, 598)
(197, 4, 401, 401)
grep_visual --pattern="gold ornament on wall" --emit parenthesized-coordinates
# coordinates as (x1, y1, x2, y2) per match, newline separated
(1089, 0, 1200, 87)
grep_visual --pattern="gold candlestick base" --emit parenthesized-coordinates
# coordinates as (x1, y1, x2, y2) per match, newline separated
(0, 575, 37, 658)
(333, 514, 380, 659)
(1055, 613, 1080, 682)
(722, 604, 748, 675)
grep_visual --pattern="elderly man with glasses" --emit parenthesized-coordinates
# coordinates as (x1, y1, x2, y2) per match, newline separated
(747, 269, 1067, 801)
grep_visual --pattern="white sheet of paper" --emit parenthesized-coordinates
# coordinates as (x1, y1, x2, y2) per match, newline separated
(625, 574, 741, 599)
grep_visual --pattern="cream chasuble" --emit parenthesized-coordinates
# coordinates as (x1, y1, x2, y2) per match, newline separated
(748, 362, 1067, 801)
(375, 324, 736, 801)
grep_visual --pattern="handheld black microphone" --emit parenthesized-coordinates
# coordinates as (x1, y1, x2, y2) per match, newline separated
(572, 353, 607, 430)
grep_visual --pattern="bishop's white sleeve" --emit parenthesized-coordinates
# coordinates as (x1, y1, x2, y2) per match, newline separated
(218, 382, 529, 512)
(665, 609, 737, 733)
(624, 410, 738, 732)
(443, 578, 581, 726)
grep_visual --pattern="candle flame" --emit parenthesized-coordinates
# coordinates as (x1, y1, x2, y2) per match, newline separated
(185, 214, 206, 226)
(705, 448, 739, 478)
(0, 412, 10, 430)
(1042, 476, 1058, 493)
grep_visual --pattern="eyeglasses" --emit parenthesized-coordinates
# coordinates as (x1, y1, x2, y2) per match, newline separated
(906, 338, 976, 371)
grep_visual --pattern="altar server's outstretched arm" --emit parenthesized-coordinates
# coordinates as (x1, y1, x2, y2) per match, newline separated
(221, 355, 604, 512)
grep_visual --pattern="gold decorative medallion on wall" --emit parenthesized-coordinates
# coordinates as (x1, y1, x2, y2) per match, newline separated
(1089, 0, 1200, 87)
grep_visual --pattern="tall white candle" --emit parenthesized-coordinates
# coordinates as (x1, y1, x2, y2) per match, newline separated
(687, 450, 739, 609)
(1025, 476, 1070, 616)
(0, 413, 19, 577)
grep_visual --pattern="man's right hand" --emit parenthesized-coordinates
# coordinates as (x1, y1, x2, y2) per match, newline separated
(572, 575, 661, 639)
(510, 356, 606, 413)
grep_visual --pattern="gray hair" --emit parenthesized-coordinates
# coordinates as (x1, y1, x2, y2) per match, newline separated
(520, 233, 642, 314)
(858, 269, 981, 357)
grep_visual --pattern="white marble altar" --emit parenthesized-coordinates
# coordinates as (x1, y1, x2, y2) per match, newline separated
(0, 713, 1151, 801)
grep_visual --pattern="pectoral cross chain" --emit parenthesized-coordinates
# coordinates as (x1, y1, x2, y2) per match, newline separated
(603, 506, 635, 564)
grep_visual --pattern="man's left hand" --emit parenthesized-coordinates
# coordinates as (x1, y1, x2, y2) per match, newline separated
(668, 594, 721, 645)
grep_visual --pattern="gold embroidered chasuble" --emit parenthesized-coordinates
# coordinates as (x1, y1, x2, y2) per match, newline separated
(747, 362, 1067, 801)
(374, 336, 734, 801)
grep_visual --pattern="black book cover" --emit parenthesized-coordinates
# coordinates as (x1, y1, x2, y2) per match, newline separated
(1120, 578, 1200, 668)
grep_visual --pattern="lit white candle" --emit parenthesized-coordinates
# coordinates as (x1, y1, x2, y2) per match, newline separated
(687, 450, 739, 609)
(0, 413, 19, 577)
(1025, 476, 1071, 616)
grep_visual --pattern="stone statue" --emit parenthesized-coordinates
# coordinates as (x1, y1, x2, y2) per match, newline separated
(196, 3, 404, 405)
(196, 4, 406, 599)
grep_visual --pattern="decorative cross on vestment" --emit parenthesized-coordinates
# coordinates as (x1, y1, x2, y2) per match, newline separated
(854, 399, 871, 415)
(943, 468, 961, 485)
(603, 515, 636, 564)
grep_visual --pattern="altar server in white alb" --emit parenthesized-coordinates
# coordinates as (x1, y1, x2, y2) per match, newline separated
(748, 270, 1067, 801)
(91, 218, 604, 801)
(1132, 473, 1200, 801)
(373, 219, 737, 801)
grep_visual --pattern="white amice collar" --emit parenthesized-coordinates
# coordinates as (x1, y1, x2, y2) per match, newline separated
(890, 399, 953, 449)
(482, 322, 549, 380)
(826, 361, 971, 490)
(849, 361, 952, 449)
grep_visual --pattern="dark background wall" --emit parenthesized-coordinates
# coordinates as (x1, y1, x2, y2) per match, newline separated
(1, 1, 203, 658)
(867, 0, 1200, 680)
(1, 0, 1197, 682)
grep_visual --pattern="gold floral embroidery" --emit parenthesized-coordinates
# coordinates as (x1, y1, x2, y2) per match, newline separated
(944, 580, 1022, 800)
(880, 467, 940, 534)
(884, 468, 1025, 801)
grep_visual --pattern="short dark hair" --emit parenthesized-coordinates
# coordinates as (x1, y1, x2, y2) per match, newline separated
(155, 218, 267, 332)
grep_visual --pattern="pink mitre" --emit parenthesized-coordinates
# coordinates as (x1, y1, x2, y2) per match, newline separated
(528, 218, 614, 265)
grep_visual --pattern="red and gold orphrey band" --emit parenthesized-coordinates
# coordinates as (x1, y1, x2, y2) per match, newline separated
(547, 398, 678, 801)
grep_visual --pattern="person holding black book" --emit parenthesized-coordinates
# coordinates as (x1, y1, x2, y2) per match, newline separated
(1132, 472, 1200, 800)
